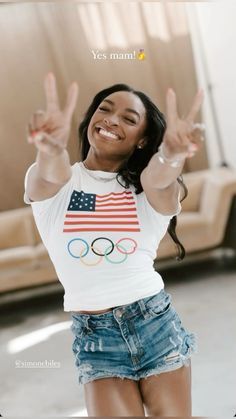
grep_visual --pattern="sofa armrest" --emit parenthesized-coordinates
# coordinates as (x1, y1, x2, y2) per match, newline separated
(187, 166, 236, 250)
(200, 167, 236, 222)
(181, 170, 206, 212)
(0, 207, 34, 249)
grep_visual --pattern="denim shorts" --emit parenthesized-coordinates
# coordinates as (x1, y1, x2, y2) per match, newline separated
(70, 288, 197, 386)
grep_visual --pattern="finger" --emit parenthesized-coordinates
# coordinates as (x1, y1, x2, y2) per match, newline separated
(27, 121, 42, 140)
(63, 82, 79, 122)
(185, 89, 204, 123)
(32, 110, 47, 132)
(166, 88, 178, 130)
(28, 131, 62, 155)
(29, 113, 39, 133)
(27, 113, 47, 142)
(175, 129, 201, 154)
(191, 122, 206, 132)
(179, 138, 200, 158)
(33, 131, 63, 155)
(28, 120, 35, 135)
(27, 127, 45, 144)
(187, 144, 200, 158)
(176, 132, 189, 149)
(35, 131, 58, 146)
(44, 72, 60, 114)
(27, 128, 44, 144)
(190, 128, 206, 147)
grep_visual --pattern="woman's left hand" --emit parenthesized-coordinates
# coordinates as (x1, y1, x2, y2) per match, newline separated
(161, 88, 205, 161)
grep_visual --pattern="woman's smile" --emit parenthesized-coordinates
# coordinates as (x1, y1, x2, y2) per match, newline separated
(94, 125, 123, 141)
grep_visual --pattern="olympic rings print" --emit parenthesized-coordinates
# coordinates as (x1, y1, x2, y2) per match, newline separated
(67, 237, 138, 265)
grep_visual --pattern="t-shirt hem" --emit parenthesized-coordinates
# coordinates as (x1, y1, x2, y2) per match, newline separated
(63, 286, 165, 312)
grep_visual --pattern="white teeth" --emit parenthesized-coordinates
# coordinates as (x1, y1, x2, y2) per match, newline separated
(98, 128, 119, 140)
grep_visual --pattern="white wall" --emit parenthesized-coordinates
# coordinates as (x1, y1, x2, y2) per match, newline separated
(186, 1, 236, 169)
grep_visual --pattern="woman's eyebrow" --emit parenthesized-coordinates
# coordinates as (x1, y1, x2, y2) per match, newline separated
(102, 99, 140, 119)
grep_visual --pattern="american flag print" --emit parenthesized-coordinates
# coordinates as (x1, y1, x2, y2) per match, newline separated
(63, 189, 141, 233)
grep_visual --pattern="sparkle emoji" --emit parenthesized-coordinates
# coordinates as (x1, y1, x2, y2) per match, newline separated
(137, 48, 145, 60)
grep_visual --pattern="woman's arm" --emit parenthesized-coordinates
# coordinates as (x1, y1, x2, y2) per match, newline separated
(26, 72, 78, 202)
(140, 157, 184, 215)
(27, 149, 72, 202)
(140, 88, 204, 215)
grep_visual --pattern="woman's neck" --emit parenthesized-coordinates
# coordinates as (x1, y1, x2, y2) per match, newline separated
(83, 156, 124, 172)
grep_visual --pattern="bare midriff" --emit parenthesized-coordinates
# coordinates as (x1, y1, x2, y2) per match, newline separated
(73, 307, 113, 314)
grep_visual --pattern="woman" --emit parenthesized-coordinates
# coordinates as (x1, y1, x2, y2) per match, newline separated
(24, 72, 204, 416)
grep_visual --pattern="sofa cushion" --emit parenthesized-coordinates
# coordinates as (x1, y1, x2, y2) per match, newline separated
(157, 209, 231, 260)
(0, 246, 36, 270)
(0, 207, 34, 249)
(34, 243, 53, 265)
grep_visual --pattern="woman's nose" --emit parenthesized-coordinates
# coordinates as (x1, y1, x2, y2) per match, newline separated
(103, 115, 119, 126)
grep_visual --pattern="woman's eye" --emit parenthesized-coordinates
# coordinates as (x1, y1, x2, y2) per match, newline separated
(98, 107, 109, 111)
(124, 117, 136, 124)
(98, 107, 135, 124)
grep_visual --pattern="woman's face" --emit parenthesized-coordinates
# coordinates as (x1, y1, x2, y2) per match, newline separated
(87, 91, 147, 159)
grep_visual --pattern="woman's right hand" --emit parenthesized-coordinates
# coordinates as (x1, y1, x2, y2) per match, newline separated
(27, 72, 79, 156)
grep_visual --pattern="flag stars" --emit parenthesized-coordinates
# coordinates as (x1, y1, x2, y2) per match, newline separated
(67, 190, 97, 211)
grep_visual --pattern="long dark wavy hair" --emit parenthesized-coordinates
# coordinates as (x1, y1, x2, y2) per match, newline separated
(78, 83, 188, 260)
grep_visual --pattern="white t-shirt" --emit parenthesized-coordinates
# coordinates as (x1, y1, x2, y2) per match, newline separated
(24, 161, 181, 311)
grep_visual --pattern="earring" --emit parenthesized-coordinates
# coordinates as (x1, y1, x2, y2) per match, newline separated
(137, 145, 142, 149)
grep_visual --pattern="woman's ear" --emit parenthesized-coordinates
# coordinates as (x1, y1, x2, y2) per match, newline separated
(137, 136, 148, 149)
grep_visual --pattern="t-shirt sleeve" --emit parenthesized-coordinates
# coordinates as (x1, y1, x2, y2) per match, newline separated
(143, 188, 182, 222)
(23, 162, 78, 247)
(23, 162, 75, 216)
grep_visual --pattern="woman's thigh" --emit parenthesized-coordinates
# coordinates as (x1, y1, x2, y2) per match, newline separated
(84, 377, 145, 416)
(139, 361, 192, 416)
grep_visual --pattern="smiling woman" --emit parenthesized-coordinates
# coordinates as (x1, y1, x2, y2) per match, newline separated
(85, 90, 148, 170)
(79, 83, 188, 258)
(24, 73, 204, 416)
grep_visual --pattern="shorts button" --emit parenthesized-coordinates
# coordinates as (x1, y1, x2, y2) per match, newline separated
(116, 309, 124, 318)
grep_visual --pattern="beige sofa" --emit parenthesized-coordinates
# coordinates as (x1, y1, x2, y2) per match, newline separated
(0, 207, 57, 293)
(157, 166, 236, 261)
(0, 167, 236, 293)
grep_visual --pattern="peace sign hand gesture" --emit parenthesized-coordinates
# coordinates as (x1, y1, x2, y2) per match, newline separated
(161, 88, 205, 162)
(27, 72, 79, 156)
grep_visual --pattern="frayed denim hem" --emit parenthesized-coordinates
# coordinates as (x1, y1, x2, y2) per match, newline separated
(77, 369, 138, 386)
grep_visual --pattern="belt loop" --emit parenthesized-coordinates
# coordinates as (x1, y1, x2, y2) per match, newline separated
(138, 299, 150, 320)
